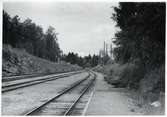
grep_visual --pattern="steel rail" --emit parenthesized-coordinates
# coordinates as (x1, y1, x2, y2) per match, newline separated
(2, 70, 84, 82)
(64, 73, 96, 115)
(2, 71, 83, 88)
(2, 72, 88, 93)
(25, 73, 90, 116)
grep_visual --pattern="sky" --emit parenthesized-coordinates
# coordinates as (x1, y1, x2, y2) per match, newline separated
(3, 0, 119, 57)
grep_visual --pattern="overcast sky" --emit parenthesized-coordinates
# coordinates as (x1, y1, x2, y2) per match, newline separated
(3, 1, 118, 57)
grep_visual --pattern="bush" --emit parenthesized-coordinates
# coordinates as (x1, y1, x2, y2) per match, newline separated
(139, 65, 165, 94)
(3, 45, 13, 61)
(102, 62, 145, 89)
(118, 63, 144, 89)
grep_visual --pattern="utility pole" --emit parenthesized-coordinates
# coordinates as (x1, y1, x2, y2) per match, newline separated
(103, 41, 106, 57)
(106, 43, 108, 56)
(111, 37, 117, 60)
(110, 43, 113, 59)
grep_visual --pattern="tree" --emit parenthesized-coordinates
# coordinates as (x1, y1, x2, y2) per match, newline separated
(91, 55, 99, 67)
(45, 26, 61, 62)
(3, 10, 62, 62)
(3, 10, 11, 44)
(112, 2, 165, 68)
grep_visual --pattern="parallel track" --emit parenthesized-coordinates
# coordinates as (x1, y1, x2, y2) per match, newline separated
(2, 71, 86, 93)
(2, 70, 83, 82)
(25, 72, 96, 116)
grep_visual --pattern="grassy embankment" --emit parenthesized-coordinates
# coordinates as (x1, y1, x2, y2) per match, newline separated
(3, 44, 82, 77)
(94, 62, 165, 114)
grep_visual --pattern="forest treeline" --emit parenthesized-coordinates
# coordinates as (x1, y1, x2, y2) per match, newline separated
(112, 2, 165, 68)
(3, 10, 100, 67)
(110, 2, 165, 91)
(3, 10, 61, 62)
(62, 53, 100, 67)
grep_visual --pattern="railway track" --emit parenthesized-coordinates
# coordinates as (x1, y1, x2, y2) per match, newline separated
(2, 71, 85, 93)
(2, 70, 84, 82)
(25, 71, 96, 116)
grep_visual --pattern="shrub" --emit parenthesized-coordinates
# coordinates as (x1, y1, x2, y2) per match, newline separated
(139, 65, 165, 95)
(116, 63, 145, 89)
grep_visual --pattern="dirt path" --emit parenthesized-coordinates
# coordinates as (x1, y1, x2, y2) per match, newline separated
(85, 72, 142, 115)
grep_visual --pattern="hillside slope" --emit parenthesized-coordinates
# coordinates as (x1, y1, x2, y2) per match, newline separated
(3, 45, 82, 77)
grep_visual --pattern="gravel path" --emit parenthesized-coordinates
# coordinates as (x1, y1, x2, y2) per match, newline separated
(2, 72, 88, 115)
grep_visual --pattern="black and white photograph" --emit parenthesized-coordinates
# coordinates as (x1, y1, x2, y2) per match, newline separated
(2, 0, 165, 115)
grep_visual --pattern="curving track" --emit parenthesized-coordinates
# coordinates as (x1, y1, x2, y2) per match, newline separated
(25, 71, 96, 116)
